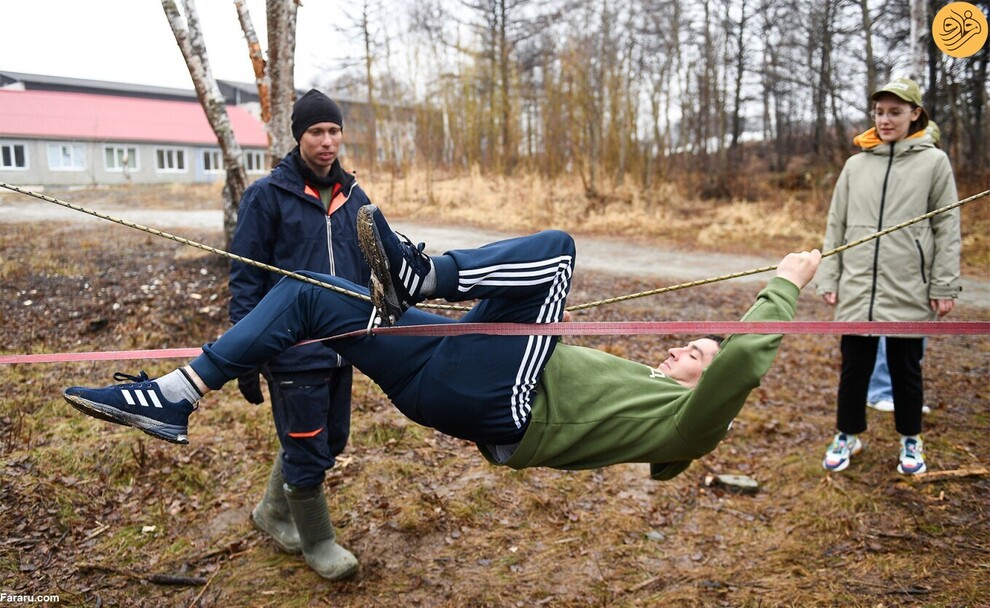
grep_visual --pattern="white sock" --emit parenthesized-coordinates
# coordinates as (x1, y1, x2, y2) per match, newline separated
(156, 368, 203, 404)
(421, 259, 437, 296)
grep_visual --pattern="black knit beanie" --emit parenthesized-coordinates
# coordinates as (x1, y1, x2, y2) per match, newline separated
(291, 89, 343, 142)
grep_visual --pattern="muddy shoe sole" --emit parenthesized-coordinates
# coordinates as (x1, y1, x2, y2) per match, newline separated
(357, 205, 405, 326)
(63, 393, 190, 444)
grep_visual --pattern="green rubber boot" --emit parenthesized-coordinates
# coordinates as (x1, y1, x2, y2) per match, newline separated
(284, 484, 359, 581)
(250, 449, 301, 554)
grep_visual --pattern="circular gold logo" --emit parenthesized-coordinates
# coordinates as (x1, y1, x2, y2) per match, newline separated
(933, 2, 988, 58)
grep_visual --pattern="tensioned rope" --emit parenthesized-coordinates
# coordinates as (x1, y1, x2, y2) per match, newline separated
(0, 182, 413, 307)
(319, 320, 988, 340)
(0, 182, 987, 365)
(569, 188, 989, 311)
(3, 182, 986, 314)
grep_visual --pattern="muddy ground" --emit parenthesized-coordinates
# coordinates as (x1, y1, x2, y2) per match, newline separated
(1, 185, 988, 607)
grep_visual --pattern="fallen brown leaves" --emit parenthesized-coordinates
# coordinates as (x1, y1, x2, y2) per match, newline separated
(1, 186, 988, 607)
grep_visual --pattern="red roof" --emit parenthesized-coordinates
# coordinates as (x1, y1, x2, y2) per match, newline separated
(0, 89, 269, 147)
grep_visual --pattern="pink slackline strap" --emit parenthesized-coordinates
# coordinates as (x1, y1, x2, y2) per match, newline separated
(0, 348, 203, 365)
(2, 321, 986, 365)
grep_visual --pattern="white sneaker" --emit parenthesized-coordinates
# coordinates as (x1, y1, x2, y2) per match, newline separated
(897, 436, 927, 475)
(822, 433, 863, 472)
(867, 399, 894, 412)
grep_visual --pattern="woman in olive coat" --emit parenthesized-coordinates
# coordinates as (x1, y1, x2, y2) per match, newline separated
(817, 77, 961, 476)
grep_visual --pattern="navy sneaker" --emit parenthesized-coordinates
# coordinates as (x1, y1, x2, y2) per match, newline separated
(63, 371, 198, 444)
(357, 204, 433, 326)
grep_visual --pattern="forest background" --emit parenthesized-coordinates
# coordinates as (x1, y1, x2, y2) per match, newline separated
(312, 0, 988, 200)
(155, 0, 989, 242)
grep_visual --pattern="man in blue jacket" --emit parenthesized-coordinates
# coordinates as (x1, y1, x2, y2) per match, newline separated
(227, 89, 369, 580)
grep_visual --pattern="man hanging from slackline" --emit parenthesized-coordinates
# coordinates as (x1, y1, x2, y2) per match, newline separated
(64, 204, 821, 481)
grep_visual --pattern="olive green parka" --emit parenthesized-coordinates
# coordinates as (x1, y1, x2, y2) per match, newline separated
(816, 130, 961, 322)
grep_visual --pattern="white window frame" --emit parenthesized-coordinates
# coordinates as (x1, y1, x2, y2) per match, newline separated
(202, 149, 223, 174)
(243, 150, 266, 174)
(0, 141, 29, 170)
(104, 144, 139, 172)
(155, 147, 187, 173)
(47, 142, 86, 171)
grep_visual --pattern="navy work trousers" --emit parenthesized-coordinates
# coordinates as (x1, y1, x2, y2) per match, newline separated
(266, 367, 351, 488)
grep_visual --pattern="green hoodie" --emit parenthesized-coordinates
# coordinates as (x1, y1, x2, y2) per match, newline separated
(478, 277, 800, 480)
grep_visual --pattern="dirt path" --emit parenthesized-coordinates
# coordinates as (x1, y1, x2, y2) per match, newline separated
(395, 221, 778, 284)
(2, 200, 987, 307)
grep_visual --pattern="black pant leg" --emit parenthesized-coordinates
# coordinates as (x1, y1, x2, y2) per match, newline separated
(837, 335, 880, 434)
(886, 337, 925, 436)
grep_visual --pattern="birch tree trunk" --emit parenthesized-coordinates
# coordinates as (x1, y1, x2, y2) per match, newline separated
(810, 0, 836, 160)
(162, 0, 247, 247)
(265, 0, 298, 162)
(496, 0, 515, 173)
(360, 0, 379, 174)
(235, 0, 271, 129)
(859, 0, 876, 115)
(909, 0, 927, 81)
(234, 0, 296, 164)
(728, 0, 749, 169)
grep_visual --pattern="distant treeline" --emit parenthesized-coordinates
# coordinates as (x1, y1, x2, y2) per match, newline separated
(320, 0, 987, 195)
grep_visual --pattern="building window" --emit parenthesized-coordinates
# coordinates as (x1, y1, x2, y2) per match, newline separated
(156, 147, 187, 172)
(47, 143, 85, 171)
(0, 142, 28, 169)
(104, 145, 138, 172)
(202, 149, 223, 173)
(244, 150, 266, 173)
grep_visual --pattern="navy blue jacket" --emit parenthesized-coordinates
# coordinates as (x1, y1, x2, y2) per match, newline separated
(229, 151, 371, 372)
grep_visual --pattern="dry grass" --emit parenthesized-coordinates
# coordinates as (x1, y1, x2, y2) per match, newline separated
(4, 168, 985, 269)
(1, 178, 988, 607)
(366, 168, 989, 272)
(371, 169, 814, 251)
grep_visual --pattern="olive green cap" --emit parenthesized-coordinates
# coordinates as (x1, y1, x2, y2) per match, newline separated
(871, 77, 924, 106)
(872, 77, 929, 130)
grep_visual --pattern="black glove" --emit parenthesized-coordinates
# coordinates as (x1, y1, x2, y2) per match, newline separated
(237, 368, 265, 404)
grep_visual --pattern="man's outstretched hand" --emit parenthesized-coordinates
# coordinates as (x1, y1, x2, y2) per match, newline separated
(776, 249, 822, 289)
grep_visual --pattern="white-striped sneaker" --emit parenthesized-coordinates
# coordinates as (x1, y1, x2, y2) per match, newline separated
(866, 400, 931, 414)
(63, 371, 198, 444)
(358, 204, 433, 326)
(867, 399, 894, 412)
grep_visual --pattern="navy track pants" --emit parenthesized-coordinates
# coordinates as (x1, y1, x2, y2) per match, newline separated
(190, 230, 575, 444)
